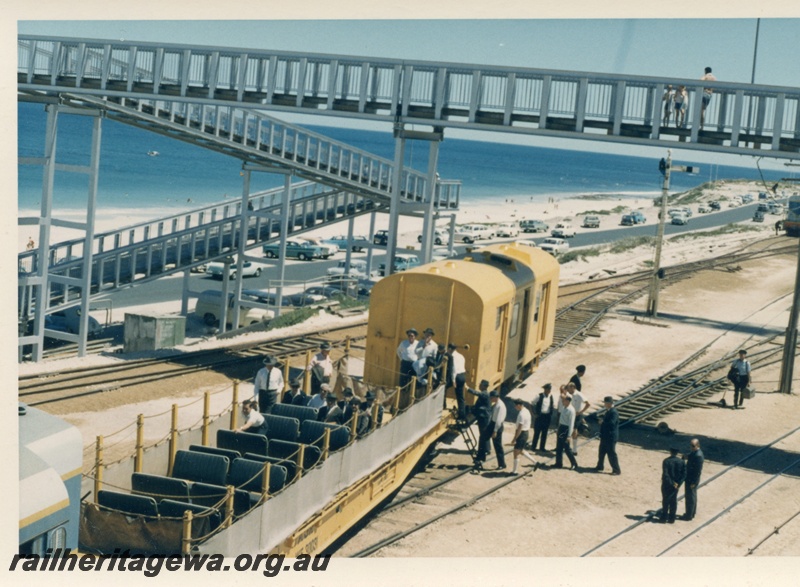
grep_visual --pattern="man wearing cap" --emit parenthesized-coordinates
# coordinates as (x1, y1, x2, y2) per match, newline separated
(595, 396, 621, 475)
(532, 383, 555, 452)
(340, 387, 358, 426)
(660, 447, 686, 523)
(554, 394, 579, 470)
(447, 343, 467, 419)
(467, 379, 493, 465)
(308, 342, 334, 397)
(416, 328, 438, 362)
(397, 328, 420, 388)
(254, 356, 283, 414)
(283, 379, 301, 404)
(682, 438, 704, 521)
(291, 383, 310, 407)
(324, 395, 344, 424)
(308, 382, 330, 410)
(508, 399, 537, 474)
(730, 349, 751, 409)
(488, 390, 507, 470)
(319, 394, 338, 422)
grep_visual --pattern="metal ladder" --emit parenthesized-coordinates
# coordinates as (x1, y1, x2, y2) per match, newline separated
(451, 409, 482, 468)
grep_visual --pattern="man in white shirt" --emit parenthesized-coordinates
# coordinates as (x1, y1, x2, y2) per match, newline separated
(567, 382, 590, 455)
(237, 400, 265, 435)
(396, 328, 419, 388)
(447, 342, 467, 419)
(488, 390, 507, 470)
(308, 342, 334, 396)
(554, 395, 578, 470)
(307, 382, 330, 410)
(254, 356, 283, 414)
(508, 398, 537, 474)
(416, 328, 438, 362)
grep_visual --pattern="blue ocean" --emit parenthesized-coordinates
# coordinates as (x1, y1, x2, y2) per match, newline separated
(17, 101, 785, 214)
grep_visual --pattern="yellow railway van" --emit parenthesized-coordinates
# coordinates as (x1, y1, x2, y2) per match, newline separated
(365, 242, 559, 398)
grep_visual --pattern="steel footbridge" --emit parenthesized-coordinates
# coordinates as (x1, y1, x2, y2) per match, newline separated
(17, 35, 800, 361)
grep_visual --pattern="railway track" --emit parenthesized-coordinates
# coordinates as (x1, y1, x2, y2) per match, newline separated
(546, 239, 796, 356)
(335, 325, 796, 557)
(19, 238, 795, 408)
(581, 423, 800, 557)
(19, 324, 368, 407)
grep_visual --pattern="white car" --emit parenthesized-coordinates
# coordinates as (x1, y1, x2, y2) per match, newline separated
(206, 258, 263, 279)
(416, 229, 450, 245)
(551, 223, 576, 238)
(431, 247, 459, 261)
(671, 213, 689, 225)
(454, 224, 494, 243)
(495, 222, 520, 237)
(697, 204, 711, 214)
(303, 236, 338, 257)
(539, 237, 569, 254)
(326, 259, 371, 278)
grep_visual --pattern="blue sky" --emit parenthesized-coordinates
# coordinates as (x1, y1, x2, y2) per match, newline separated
(15, 18, 800, 168)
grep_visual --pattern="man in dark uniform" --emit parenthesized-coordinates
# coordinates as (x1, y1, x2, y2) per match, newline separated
(488, 390, 507, 470)
(532, 383, 555, 451)
(595, 395, 621, 475)
(467, 380, 493, 466)
(682, 438, 704, 521)
(364, 390, 384, 428)
(660, 447, 686, 523)
(569, 364, 586, 391)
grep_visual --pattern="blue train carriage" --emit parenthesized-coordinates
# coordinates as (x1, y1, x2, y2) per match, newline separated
(364, 242, 560, 399)
(19, 404, 83, 555)
(784, 194, 800, 237)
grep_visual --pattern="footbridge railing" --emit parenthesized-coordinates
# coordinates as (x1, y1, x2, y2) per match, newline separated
(17, 181, 385, 311)
(18, 35, 800, 159)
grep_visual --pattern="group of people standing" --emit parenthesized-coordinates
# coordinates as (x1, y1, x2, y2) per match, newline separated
(397, 327, 467, 416)
(660, 439, 705, 523)
(661, 67, 717, 129)
(241, 342, 383, 438)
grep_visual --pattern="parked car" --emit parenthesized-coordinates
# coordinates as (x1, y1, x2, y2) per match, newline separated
(326, 259, 371, 278)
(520, 219, 549, 233)
(538, 237, 569, 255)
(629, 211, 647, 224)
(768, 203, 785, 214)
(620, 214, 635, 226)
(697, 204, 711, 214)
(431, 247, 459, 261)
(323, 234, 370, 253)
(373, 229, 389, 246)
(454, 224, 494, 243)
(551, 223, 576, 238)
(416, 229, 450, 245)
(303, 236, 338, 257)
(495, 222, 520, 237)
(757, 202, 770, 212)
(205, 257, 263, 279)
(44, 307, 102, 338)
(742, 194, 754, 204)
(262, 239, 327, 260)
(671, 213, 689, 225)
(753, 211, 765, 222)
(241, 289, 294, 308)
(304, 285, 345, 299)
(668, 208, 684, 218)
(582, 215, 600, 228)
(709, 201, 721, 210)
(379, 253, 421, 276)
(194, 290, 274, 327)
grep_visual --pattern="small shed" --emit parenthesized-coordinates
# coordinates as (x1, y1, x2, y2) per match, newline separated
(123, 313, 185, 353)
